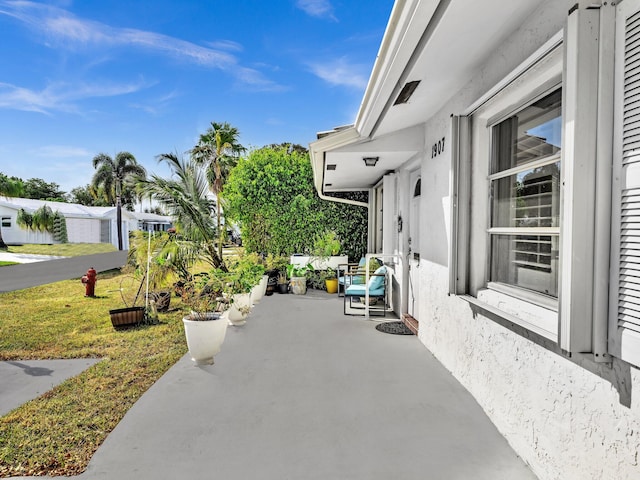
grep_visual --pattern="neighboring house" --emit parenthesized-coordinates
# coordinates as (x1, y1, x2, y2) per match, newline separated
(0, 198, 171, 250)
(128, 211, 173, 233)
(310, 1, 640, 479)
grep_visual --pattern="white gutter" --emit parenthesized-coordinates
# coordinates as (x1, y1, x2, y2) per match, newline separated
(309, 126, 369, 208)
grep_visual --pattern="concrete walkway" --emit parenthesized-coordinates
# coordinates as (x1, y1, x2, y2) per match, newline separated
(42, 291, 536, 480)
(0, 359, 101, 417)
(0, 251, 128, 292)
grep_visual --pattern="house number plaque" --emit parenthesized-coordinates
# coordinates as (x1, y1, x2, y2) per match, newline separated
(431, 137, 445, 158)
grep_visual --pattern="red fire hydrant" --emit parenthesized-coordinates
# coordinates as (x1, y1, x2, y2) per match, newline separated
(81, 267, 97, 297)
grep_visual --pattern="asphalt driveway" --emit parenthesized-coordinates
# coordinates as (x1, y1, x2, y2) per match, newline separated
(0, 251, 128, 293)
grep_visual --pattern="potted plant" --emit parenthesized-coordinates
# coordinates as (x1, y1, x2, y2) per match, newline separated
(287, 263, 313, 295)
(265, 254, 288, 295)
(323, 267, 339, 294)
(180, 272, 229, 365)
(128, 231, 179, 312)
(221, 256, 262, 325)
(277, 270, 289, 294)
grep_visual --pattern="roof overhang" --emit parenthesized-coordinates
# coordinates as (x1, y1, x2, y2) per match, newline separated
(310, 0, 546, 195)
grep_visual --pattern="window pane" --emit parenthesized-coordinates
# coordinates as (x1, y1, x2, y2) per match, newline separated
(491, 234, 559, 297)
(492, 161, 560, 228)
(491, 89, 562, 173)
(1, 217, 10, 228)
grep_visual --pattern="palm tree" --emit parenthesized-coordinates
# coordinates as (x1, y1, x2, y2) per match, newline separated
(191, 122, 245, 259)
(138, 153, 225, 270)
(91, 152, 146, 250)
(0, 175, 23, 250)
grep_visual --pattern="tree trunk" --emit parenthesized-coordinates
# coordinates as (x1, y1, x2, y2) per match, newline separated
(116, 196, 123, 251)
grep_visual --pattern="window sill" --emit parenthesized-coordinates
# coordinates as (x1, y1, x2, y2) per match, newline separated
(461, 289, 558, 342)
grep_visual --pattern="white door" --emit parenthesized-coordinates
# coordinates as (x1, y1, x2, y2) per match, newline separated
(408, 173, 421, 318)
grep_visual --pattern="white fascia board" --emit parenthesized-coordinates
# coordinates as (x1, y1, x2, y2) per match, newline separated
(309, 126, 362, 194)
(356, 0, 440, 138)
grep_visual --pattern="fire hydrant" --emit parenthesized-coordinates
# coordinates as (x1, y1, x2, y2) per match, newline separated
(81, 267, 97, 297)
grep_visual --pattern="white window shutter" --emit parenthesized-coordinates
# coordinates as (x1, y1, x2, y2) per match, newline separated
(449, 115, 470, 295)
(611, 0, 640, 367)
(382, 173, 397, 254)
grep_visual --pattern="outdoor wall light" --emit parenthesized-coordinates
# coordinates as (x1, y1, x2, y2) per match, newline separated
(363, 156, 379, 167)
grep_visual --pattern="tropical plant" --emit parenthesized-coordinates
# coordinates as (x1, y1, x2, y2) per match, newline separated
(52, 211, 68, 243)
(286, 263, 314, 278)
(313, 230, 341, 257)
(138, 153, 225, 270)
(191, 122, 245, 259)
(91, 152, 146, 250)
(180, 271, 226, 320)
(16, 206, 68, 243)
(127, 231, 178, 291)
(0, 174, 23, 249)
(225, 252, 265, 295)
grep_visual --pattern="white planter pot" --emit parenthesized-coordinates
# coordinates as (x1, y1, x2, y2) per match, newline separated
(251, 282, 264, 304)
(251, 276, 269, 304)
(228, 292, 252, 325)
(182, 313, 229, 365)
(290, 276, 307, 295)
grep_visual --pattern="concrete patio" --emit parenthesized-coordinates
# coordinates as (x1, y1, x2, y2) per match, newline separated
(28, 289, 533, 480)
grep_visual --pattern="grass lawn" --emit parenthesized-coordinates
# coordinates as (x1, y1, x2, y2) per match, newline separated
(7, 243, 117, 257)
(0, 269, 188, 477)
(0, 261, 17, 267)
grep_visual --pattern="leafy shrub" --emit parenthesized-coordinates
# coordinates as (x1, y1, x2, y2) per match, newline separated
(223, 146, 367, 261)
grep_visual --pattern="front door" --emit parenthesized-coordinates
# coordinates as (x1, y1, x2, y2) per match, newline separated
(408, 173, 421, 318)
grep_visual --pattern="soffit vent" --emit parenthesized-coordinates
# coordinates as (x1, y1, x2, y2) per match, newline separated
(326, 164, 337, 171)
(394, 80, 421, 105)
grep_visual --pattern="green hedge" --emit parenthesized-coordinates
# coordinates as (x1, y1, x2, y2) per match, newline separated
(223, 146, 368, 261)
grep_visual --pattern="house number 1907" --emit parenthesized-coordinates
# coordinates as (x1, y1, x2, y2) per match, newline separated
(431, 137, 445, 158)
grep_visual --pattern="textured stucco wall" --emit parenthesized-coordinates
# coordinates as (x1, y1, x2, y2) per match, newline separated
(407, 1, 640, 478)
(416, 263, 640, 479)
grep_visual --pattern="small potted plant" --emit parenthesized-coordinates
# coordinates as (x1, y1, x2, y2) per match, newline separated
(323, 267, 339, 294)
(277, 270, 289, 294)
(287, 263, 314, 295)
(180, 272, 229, 365)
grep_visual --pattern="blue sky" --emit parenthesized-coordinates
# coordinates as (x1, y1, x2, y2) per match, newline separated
(0, 0, 392, 193)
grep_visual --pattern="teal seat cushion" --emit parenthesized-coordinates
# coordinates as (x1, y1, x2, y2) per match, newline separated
(345, 284, 385, 297)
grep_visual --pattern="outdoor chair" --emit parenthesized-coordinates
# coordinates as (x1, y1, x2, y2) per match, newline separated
(343, 265, 387, 316)
(337, 257, 367, 297)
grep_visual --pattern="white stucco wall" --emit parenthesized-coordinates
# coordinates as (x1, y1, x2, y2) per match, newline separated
(66, 218, 101, 244)
(399, 1, 640, 478)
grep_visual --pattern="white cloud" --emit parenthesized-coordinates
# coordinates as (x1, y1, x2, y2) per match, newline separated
(296, 0, 337, 21)
(129, 90, 182, 115)
(206, 39, 244, 52)
(0, 80, 148, 114)
(307, 57, 368, 90)
(0, 1, 281, 90)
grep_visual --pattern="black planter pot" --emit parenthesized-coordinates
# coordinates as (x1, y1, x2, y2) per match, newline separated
(277, 283, 289, 294)
(265, 274, 278, 296)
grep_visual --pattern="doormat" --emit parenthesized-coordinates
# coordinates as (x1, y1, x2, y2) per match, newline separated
(375, 321, 415, 335)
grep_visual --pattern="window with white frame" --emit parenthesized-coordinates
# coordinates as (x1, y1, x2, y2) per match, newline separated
(488, 89, 562, 298)
(450, 37, 565, 341)
(451, 5, 615, 356)
(1, 216, 10, 228)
